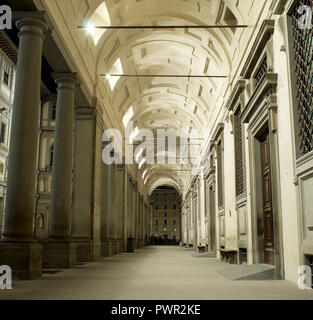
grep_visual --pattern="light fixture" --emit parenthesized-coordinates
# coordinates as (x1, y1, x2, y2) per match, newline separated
(86, 24, 96, 35)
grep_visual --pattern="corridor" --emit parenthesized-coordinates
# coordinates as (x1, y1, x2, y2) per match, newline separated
(1, 246, 313, 300)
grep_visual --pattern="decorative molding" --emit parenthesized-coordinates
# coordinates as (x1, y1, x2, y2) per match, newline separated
(225, 80, 246, 111)
(242, 73, 278, 124)
(241, 20, 275, 79)
(212, 123, 225, 142)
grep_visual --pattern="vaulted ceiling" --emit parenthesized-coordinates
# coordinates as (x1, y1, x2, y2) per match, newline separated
(36, 0, 268, 195)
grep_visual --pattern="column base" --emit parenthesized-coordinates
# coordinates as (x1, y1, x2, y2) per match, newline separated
(72, 240, 93, 262)
(0, 242, 42, 280)
(42, 241, 76, 269)
(101, 240, 111, 257)
(92, 241, 101, 261)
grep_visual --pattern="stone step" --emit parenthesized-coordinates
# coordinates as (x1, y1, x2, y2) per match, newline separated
(216, 263, 276, 281)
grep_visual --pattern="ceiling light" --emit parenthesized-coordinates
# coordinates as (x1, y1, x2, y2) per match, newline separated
(86, 24, 96, 35)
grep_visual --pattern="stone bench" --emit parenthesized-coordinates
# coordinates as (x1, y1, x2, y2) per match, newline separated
(197, 243, 206, 253)
(219, 248, 238, 264)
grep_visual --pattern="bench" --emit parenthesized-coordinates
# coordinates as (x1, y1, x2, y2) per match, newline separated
(219, 248, 238, 264)
(198, 239, 208, 253)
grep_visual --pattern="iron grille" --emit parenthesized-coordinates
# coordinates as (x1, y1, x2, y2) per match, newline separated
(217, 142, 224, 208)
(290, 0, 313, 157)
(234, 107, 245, 196)
(254, 55, 268, 88)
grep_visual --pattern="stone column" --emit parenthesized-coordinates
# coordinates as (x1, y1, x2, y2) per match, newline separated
(127, 182, 137, 252)
(110, 163, 119, 255)
(100, 158, 111, 257)
(42, 73, 79, 269)
(91, 109, 103, 260)
(117, 164, 126, 253)
(0, 12, 47, 280)
(71, 107, 95, 262)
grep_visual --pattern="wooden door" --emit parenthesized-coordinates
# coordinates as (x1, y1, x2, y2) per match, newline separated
(209, 185, 216, 252)
(260, 131, 275, 265)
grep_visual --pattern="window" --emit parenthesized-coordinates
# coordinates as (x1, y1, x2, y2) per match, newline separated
(217, 141, 224, 208)
(155, 205, 159, 210)
(155, 220, 159, 226)
(51, 104, 57, 121)
(164, 213, 168, 217)
(49, 144, 54, 166)
(107, 58, 123, 90)
(2, 59, 11, 87)
(0, 123, 6, 143)
(173, 220, 176, 226)
(164, 204, 168, 210)
(173, 204, 177, 210)
(290, 1, 313, 157)
(123, 106, 134, 128)
(234, 107, 245, 197)
(164, 219, 167, 226)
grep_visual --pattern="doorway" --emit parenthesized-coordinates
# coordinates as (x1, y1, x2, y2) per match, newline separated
(209, 185, 216, 253)
(258, 129, 275, 265)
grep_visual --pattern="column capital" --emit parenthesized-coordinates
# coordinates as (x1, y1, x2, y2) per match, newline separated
(52, 72, 80, 91)
(14, 11, 48, 38)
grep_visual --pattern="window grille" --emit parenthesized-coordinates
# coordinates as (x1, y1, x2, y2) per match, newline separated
(290, 0, 313, 156)
(234, 107, 245, 196)
(2, 59, 11, 87)
(217, 142, 224, 208)
(0, 123, 6, 143)
(254, 56, 268, 88)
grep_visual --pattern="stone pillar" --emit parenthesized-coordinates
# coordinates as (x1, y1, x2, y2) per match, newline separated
(42, 73, 79, 269)
(91, 109, 103, 260)
(71, 107, 95, 262)
(127, 182, 137, 253)
(0, 12, 47, 280)
(110, 163, 119, 255)
(100, 158, 111, 257)
(117, 164, 126, 253)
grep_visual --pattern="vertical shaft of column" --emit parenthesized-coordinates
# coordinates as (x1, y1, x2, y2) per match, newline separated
(49, 73, 79, 240)
(72, 108, 95, 239)
(2, 13, 47, 241)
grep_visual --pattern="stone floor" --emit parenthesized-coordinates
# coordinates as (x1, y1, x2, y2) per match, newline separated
(1, 246, 313, 300)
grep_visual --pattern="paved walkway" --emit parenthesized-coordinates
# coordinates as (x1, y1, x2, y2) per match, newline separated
(1, 246, 313, 300)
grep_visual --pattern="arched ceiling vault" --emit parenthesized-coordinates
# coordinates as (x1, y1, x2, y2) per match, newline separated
(43, 0, 253, 194)
(90, 0, 243, 192)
